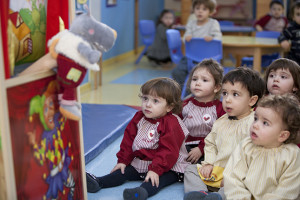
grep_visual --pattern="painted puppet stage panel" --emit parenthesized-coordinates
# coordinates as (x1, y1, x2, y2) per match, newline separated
(7, 75, 84, 200)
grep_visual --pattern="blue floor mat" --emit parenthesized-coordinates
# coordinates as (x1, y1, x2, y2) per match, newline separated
(111, 68, 172, 85)
(82, 104, 137, 164)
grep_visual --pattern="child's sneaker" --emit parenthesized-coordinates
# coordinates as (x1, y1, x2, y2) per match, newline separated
(86, 172, 101, 193)
(123, 186, 148, 200)
(184, 191, 208, 200)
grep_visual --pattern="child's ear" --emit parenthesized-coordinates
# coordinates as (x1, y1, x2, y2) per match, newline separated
(210, 9, 216, 16)
(278, 130, 290, 143)
(214, 84, 221, 93)
(249, 95, 258, 107)
(167, 104, 174, 113)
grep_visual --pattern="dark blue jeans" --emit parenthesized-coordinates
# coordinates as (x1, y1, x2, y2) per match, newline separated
(98, 165, 179, 197)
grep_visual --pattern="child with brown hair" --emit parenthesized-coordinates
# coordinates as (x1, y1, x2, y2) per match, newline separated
(172, 0, 222, 90)
(86, 77, 190, 200)
(224, 94, 300, 199)
(264, 58, 300, 146)
(181, 59, 225, 164)
(184, 67, 265, 200)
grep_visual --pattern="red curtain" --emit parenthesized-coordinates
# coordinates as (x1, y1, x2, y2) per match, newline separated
(0, 0, 10, 79)
(45, 0, 69, 53)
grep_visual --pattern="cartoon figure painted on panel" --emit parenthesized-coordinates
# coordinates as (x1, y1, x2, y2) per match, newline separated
(27, 80, 75, 199)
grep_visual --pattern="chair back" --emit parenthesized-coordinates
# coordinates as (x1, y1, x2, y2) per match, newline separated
(166, 29, 184, 64)
(255, 31, 280, 38)
(139, 20, 155, 46)
(219, 20, 234, 26)
(185, 38, 223, 71)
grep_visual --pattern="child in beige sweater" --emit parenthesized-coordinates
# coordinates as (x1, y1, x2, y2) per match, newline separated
(223, 94, 300, 200)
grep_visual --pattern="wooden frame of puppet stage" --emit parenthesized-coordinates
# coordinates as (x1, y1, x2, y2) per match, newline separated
(0, 1, 87, 199)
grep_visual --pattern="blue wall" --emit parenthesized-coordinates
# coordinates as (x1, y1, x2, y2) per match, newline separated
(99, 0, 164, 60)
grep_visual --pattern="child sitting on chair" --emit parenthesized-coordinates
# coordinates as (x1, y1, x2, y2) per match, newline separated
(86, 77, 190, 200)
(223, 94, 300, 199)
(183, 67, 265, 200)
(181, 59, 225, 164)
(172, 0, 222, 91)
(278, 1, 300, 65)
(254, 0, 288, 32)
(147, 9, 175, 67)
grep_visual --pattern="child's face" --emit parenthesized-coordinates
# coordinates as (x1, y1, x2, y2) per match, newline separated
(161, 12, 174, 27)
(270, 3, 284, 19)
(222, 82, 257, 119)
(293, 7, 300, 25)
(250, 107, 287, 148)
(141, 94, 173, 119)
(190, 68, 220, 102)
(194, 4, 211, 24)
(267, 68, 297, 95)
(43, 95, 55, 130)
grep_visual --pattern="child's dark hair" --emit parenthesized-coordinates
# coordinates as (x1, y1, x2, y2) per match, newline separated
(140, 77, 182, 114)
(257, 94, 300, 144)
(264, 58, 300, 98)
(187, 59, 223, 99)
(157, 9, 175, 27)
(290, 1, 300, 19)
(192, 0, 216, 13)
(270, 0, 284, 8)
(222, 67, 265, 107)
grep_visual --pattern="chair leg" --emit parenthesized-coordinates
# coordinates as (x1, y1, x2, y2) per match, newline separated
(135, 47, 148, 64)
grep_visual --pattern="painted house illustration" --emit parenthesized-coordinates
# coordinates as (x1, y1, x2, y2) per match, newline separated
(9, 9, 32, 62)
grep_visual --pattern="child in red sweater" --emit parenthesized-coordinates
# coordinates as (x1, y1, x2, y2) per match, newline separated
(86, 77, 189, 200)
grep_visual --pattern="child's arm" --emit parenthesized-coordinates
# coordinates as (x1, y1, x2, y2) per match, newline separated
(223, 142, 251, 199)
(262, 148, 300, 199)
(209, 20, 222, 41)
(183, 20, 194, 42)
(278, 27, 292, 51)
(202, 128, 218, 165)
(254, 14, 271, 31)
(116, 111, 143, 165)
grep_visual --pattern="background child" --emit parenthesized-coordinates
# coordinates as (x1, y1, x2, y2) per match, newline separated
(172, 0, 222, 90)
(147, 9, 175, 67)
(264, 58, 300, 98)
(223, 94, 300, 199)
(264, 58, 300, 146)
(254, 0, 288, 32)
(86, 77, 190, 200)
(183, 67, 265, 200)
(278, 1, 300, 65)
(181, 59, 225, 164)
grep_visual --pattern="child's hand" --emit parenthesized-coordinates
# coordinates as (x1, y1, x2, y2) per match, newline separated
(255, 25, 263, 32)
(186, 147, 202, 164)
(204, 36, 213, 42)
(144, 170, 159, 187)
(199, 164, 213, 178)
(185, 35, 192, 42)
(111, 163, 126, 174)
(280, 40, 290, 51)
(220, 179, 224, 187)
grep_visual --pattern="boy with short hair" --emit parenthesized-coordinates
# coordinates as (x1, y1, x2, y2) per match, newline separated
(278, 1, 300, 65)
(172, 0, 222, 90)
(183, 67, 265, 200)
(254, 0, 288, 32)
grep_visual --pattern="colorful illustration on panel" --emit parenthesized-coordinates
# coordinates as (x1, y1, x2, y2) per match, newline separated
(7, 76, 84, 200)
